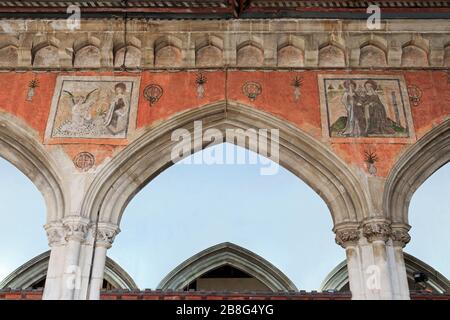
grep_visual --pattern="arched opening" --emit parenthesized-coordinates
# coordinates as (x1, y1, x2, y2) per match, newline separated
(107, 143, 345, 292)
(0, 251, 138, 291)
(0, 157, 47, 284)
(407, 163, 450, 286)
(321, 253, 449, 294)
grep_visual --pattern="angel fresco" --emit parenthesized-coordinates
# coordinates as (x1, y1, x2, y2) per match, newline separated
(47, 76, 140, 140)
(63, 88, 98, 127)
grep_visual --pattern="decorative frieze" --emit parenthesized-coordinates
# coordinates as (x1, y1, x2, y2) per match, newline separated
(0, 20, 449, 70)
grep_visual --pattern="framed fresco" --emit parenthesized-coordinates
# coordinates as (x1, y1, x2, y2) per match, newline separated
(318, 74, 416, 140)
(45, 76, 141, 141)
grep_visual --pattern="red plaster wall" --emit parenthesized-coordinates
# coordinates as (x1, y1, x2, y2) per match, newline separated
(0, 70, 448, 177)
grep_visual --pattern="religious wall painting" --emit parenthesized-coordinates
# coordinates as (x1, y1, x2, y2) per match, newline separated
(318, 74, 415, 140)
(45, 76, 140, 141)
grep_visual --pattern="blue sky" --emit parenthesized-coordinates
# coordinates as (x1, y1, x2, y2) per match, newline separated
(0, 143, 448, 290)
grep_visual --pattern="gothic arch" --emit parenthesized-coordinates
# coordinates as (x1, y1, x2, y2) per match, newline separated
(154, 36, 183, 67)
(81, 101, 369, 228)
(73, 36, 102, 68)
(0, 251, 138, 290)
(236, 40, 264, 66)
(318, 41, 346, 67)
(359, 40, 387, 67)
(32, 38, 60, 67)
(384, 119, 450, 224)
(320, 253, 449, 294)
(0, 112, 65, 222)
(157, 242, 297, 291)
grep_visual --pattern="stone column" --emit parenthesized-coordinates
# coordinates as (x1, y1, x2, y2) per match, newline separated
(390, 224, 411, 300)
(335, 224, 365, 300)
(87, 223, 120, 300)
(362, 219, 394, 300)
(60, 216, 90, 300)
(42, 222, 66, 300)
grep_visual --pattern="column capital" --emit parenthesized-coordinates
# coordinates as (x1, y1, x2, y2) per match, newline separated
(44, 221, 65, 247)
(391, 223, 411, 248)
(362, 218, 392, 243)
(63, 216, 91, 242)
(95, 222, 120, 249)
(334, 223, 360, 248)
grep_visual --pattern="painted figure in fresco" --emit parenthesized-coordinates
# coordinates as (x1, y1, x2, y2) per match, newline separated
(104, 83, 129, 134)
(360, 80, 395, 135)
(341, 80, 366, 137)
(63, 89, 98, 126)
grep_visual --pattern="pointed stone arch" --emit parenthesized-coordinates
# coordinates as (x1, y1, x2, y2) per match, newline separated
(320, 253, 449, 294)
(157, 242, 297, 291)
(318, 41, 346, 67)
(383, 119, 450, 224)
(73, 36, 102, 68)
(0, 250, 138, 290)
(81, 101, 369, 229)
(32, 37, 60, 68)
(0, 112, 65, 223)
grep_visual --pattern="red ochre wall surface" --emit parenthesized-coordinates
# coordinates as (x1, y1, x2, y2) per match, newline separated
(0, 70, 449, 177)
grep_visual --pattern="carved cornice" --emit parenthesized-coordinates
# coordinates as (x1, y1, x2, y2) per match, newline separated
(363, 219, 392, 243)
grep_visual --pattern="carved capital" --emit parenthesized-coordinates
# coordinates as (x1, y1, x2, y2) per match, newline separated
(44, 222, 65, 246)
(334, 223, 360, 248)
(363, 219, 392, 243)
(63, 216, 91, 242)
(391, 224, 411, 247)
(335, 229, 360, 248)
(95, 223, 120, 248)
